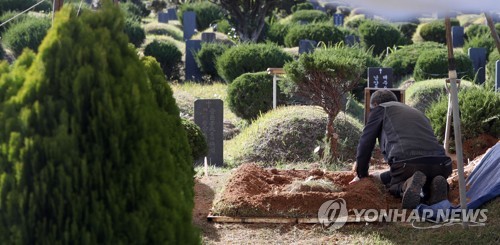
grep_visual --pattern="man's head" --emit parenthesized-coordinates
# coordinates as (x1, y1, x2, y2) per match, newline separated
(370, 89, 398, 109)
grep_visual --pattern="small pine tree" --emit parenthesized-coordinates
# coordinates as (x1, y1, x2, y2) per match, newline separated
(0, 2, 198, 244)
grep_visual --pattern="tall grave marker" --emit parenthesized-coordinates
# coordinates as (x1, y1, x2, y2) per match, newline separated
(183, 11, 197, 41)
(333, 14, 344, 26)
(468, 48, 487, 84)
(194, 99, 224, 166)
(496, 60, 500, 92)
(158, 12, 169, 23)
(299, 39, 317, 54)
(367, 67, 393, 88)
(451, 26, 464, 47)
(167, 7, 177, 20)
(185, 40, 202, 81)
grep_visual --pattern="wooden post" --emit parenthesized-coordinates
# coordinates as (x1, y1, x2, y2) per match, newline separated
(54, 0, 64, 11)
(485, 13, 500, 55)
(445, 16, 468, 228)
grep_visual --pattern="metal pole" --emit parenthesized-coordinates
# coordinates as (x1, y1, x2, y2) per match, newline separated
(273, 74, 277, 109)
(485, 13, 500, 55)
(443, 93, 452, 152)
(445, 17, 468, 228)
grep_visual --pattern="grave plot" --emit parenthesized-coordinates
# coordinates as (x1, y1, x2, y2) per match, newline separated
(210, 163, 401, 219)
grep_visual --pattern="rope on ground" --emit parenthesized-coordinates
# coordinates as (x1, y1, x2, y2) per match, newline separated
(411, 218, 486, 229)
(0, 0, 48, 28)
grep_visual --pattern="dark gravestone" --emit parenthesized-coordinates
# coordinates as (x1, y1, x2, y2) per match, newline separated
(201, 32, 216, 43)
(333, 13, 344, 26)
(158, 12, 169, 23)
(496, 60, 500, 92)
(298, 39, 317, 54)
(451, 26, 464, 48)
(468, 48, 487, 84)
(367, 67, 393, 88)
(345, 35, 360, 46)
(183, 11, 197, 41)
(194, 99, 224, 166)
(185, 40, 202, 81)
(167, 8, 177, 20)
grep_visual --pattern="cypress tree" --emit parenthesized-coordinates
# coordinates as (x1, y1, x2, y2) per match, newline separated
(0, 1, 198, 244)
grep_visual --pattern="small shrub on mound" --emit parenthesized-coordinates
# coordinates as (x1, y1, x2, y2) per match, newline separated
(284, 22, 344, 47)
(486, 50, 500, 90)
(291, 2, 313, 13)
(426, 87, 500, 148)
(382, 42, 445, 81)
(395, 22, 418, 43)
(216, 43, 293, 83)
(227, 72, 282, 121)
(266, 22, 294, 46)
(120, 1, 143, 21)
(405, 79, 475, 113)
(178, 2, 224, 31)
(465, 24, 490, 39)
(419, 19, 460, 44)
(463, 33, 495, 58)
(144, 40, 182, 80)
(358, 20, 407, 55)
(2, 16, 51, 56)
(290, 10, 329, 23)
(143, 23, 184, 41)
(195, 42, 229, 79)
(344, 15, 366, 29)
(123, 18, 145, 47)
(413, 49, 473, 82)
(181, 119, 208, 161)
(215, 19, 231, 35)
(0, 11, 27, 35)
(224, 106, 362, 166)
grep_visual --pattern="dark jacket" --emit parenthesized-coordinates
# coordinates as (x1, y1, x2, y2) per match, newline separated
(356, 101, 448, 178)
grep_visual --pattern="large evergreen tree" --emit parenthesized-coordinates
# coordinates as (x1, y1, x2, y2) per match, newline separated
(0, 1, 198, 244)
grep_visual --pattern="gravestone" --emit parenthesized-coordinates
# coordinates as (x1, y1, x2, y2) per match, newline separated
(201, 32, 216, 43)
(451, 26, 464, 48)
(496, 60, 499, 92)
(185, 40, 202, 81)
(333, 13, 344, 26)
(345, 35, 360, 46)
(468, 48, 487, 84)
(183, 11, 197, 41)
(367, 68, 393, 88)
(194, 99, 224, 166)
(299, 39, 317, 54)
(167, 7, 177, 20)
(158, 12, 169, 23)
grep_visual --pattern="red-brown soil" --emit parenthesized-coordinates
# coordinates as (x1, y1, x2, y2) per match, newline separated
(462, 134, 498, 161)
(212, 164, 400, 218)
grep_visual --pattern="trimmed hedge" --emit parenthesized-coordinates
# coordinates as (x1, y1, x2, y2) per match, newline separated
(266, 22, 294, 46)
(178, 2, 224, 31)
(181, 119, 208, 162)
(216, 43, 293, 83)
(2, 16, 51, 56)
(143, 40, 183, 80)
(290, 9, 329, 23)
(123, 18, 145, 47)
(195, 42, 229, 79)
(227, 72, 279, 121)
(419, 19, 460, 44)
(463, 33, 495, 59)
(382, 42, 445, 80)
(291, 2, 313, 12)
(465, 24, 490, 39)
(413, 49, 473, 82)
(395, 22, 418, 43)
(486, 50, 500, 90)
(358, 20, 407, 55)
(284, 22, 344, 47)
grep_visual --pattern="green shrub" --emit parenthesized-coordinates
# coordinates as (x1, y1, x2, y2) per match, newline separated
(149, 0, 166, 13)
(345, 15, 366, 29)
(216, 43, 293, 83)
(419, 19, 460, 44)
(426, 87, 500, 145)
(291, 2, 313, 12)
(195, 42, 229, 79)
(0, 0, 50, 13)
(382, 42, 445, 81)
(278, 0, 307, 14)
(123, 18, 145, 47)
(396, 22, 418, 43)
(358, 20, 407, 55)
(284, 22, 344, 47)
(120, 1, 143, 21)
(497, 23, 500, 34)
(290, 10, 329, 23)
(227, 72, 278, 121)
(225, 106, 363, 166)
(405, 79, 474, 113)
(181, 119, 208, 161)
(144, 40, 183, 80)
(0, 11, 27, 35)
(143, 23, 184, 41)
(486, 50, 500, 90)
(124, 0, 150, 17)
(216, 19, 231, 35)
(465, 24, 490, 39)
(178, 2, 224, 31)
(266, 22, 294, 46)
(414, 49, 473, 81)
(463, 33, 495, 58)
(2, 16, 51, 56)
(0, 3, 198, 244)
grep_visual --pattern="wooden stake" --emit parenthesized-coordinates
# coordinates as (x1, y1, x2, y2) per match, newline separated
(485, 13, 500, 55)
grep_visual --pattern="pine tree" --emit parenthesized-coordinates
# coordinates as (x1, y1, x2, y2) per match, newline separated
(0, 1, 198, 244)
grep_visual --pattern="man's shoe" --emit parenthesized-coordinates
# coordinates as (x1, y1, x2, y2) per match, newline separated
(402, 171, 426, 209)
(428, 176, 448, 205)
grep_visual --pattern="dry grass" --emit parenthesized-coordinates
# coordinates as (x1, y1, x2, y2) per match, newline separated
(284, 177, 342, 193)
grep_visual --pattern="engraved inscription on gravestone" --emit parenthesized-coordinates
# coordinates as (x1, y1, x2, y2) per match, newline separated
(367, 68, 393, 88)
(194, 99, 223, 166)
(333, 14, 344, 26)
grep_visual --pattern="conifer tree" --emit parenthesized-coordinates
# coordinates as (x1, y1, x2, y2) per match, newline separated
(0, 1, 198, 244)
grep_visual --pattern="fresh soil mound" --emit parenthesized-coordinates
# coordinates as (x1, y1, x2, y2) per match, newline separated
(212, 164, 400, 218)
